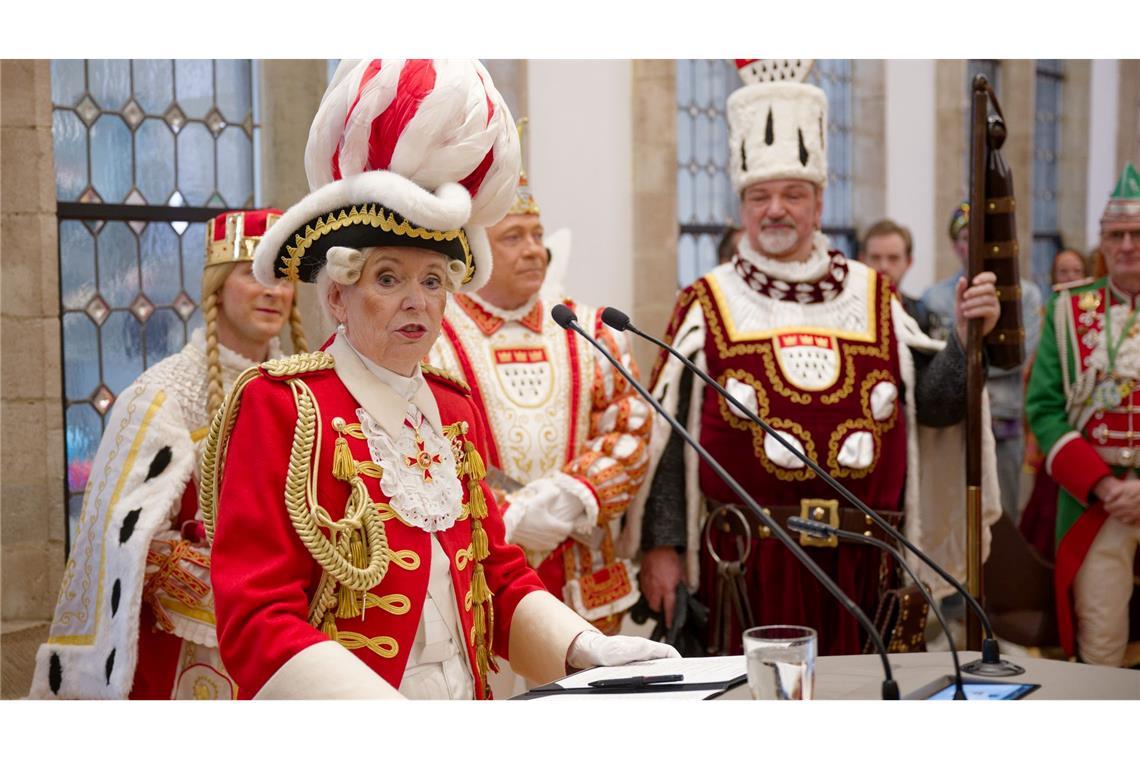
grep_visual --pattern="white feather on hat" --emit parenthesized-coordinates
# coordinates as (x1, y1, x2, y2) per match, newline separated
(255, 59, 520, 292)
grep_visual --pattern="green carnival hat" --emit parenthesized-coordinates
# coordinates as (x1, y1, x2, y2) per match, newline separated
(1102, 162, 1140, 230)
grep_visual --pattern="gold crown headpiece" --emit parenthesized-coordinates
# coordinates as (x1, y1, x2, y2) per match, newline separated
(206, 209, 282, 268)
(508, 117, 540, 216)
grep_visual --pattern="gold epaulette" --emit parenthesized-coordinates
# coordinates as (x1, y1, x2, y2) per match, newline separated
(260, 351, 335, 379)
(421, 363, 470, 395)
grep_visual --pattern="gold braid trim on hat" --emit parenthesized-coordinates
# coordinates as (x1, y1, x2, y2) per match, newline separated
(279, 204, 473, 284)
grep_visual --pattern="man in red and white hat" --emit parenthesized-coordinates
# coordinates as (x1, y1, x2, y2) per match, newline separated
(428, 124, 650, 640)
(625, 60, 1003, 656)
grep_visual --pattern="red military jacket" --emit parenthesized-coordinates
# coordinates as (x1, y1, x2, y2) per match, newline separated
(209, 352, 546, 698)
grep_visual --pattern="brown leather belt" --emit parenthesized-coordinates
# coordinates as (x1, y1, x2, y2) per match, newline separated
(706, 499, 903, 550)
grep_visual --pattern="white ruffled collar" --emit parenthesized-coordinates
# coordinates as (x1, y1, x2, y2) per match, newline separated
(736, 231, 833, 284)
(186, 327, 282, 369)
(464, 290, 542, 323)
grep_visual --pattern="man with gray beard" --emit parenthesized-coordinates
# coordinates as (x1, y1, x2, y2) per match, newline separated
(623, 59, 1003, 656)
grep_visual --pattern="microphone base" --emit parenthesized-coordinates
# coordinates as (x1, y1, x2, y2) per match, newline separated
(961, 638, 1025, 676)
(961, 658, 1026, 677)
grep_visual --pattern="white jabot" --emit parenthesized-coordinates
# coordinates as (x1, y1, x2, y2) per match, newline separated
(329, 330, 474, 698)
(464, 290, 541, 323)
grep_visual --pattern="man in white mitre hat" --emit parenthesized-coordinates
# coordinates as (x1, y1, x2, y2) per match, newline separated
(625, 60, 1003, 656)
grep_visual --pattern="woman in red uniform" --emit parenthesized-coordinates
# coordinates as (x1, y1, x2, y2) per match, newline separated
(203, 59, 675, 699)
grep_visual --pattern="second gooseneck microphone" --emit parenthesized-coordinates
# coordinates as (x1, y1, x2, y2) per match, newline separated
(551, 303, 901, 700)
(599, 305, 1024, 678)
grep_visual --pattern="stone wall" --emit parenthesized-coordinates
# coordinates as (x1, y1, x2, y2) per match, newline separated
(1, 58, 65, 698)
(630, 60, 678, 375)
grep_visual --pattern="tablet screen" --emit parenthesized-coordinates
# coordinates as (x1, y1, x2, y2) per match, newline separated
(927, 681, 1037, 700)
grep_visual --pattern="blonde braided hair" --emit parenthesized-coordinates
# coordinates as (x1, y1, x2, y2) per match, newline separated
(201, 262, 236, 420)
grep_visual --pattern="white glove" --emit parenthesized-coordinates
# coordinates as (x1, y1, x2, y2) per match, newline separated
(565, 630, 681, 670)
(503, 474, 597, 551)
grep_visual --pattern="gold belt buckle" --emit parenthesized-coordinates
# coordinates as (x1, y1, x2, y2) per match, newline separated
(798, 498, 840, 548)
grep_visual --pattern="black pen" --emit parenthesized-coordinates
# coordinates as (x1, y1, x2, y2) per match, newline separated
(587, 674, 684, 688)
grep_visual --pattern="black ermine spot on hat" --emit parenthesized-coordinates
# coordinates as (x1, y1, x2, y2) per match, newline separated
(111, 579, 121, 618)
(145, 446, 171, 482)
(49, 653, 62, 695)
(798, 129, 809, 166)
(740, 140, 748, 172)
(765, 108, 774, 146)
(105, 649, 116, 685)
(119, 508, 141, 544)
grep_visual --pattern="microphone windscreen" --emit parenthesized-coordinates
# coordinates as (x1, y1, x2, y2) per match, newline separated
(551, 303, 577, 329)
(600, 306, 631, 332)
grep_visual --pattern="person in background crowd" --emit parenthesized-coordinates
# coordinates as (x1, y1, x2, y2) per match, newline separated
(858, 218, 939, 335)
(1020, 247, 1092, 559)
(30, 209, 305, 699)
(1026, 163, 1140, 667)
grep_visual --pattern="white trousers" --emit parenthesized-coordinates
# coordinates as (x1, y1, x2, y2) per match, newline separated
(1072, 515, 1140, 667)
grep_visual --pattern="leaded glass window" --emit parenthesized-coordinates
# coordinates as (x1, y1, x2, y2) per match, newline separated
(51, 59, 260, 553)
(676, 59, 856, 288)
(1032, 60, 1064, 296)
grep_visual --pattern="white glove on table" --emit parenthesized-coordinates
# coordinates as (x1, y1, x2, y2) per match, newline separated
(565, 630, 681, 670)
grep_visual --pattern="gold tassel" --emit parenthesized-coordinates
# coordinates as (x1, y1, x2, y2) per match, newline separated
(333, 435, 356, 482)
(463, 441, 486, 481)
(474, 603, 486, 637)
(320, 611, 338, 639)
(471, 524, 489, 561)
(336, 582, 362, 618)
(476, 644, 490, 681)
(467, 482, 488, 520)
(349, 529, 367, 569)
(486, 602, 497, 668)
(472, 563, 491, 603)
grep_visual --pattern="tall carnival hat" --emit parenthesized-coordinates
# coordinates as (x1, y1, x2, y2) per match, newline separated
(252, 59, 521, 293)
(727, 59, 827, 193)
(1101, 162, 1140, 232)
(507, 117, 540, 216)
(202, 208, 307, 417)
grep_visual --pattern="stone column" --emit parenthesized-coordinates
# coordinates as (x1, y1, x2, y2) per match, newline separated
(257, 60, 332, 348)
(1, 58, 65, 699)
(1058, 61, 1091, 252)
(852, 60, 887, 236)
(934, 60, 1036, 282)
(631, 60, 678, 376)
(1000, 60, 1037, 281)
(1117, 59, 1140, 169)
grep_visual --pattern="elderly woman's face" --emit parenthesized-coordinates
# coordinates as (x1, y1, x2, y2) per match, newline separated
(327, 247, 448, 376)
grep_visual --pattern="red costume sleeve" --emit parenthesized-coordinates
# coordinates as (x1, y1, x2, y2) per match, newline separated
(210, 376, 327, 697)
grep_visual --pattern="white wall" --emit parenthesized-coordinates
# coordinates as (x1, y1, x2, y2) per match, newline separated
(884, 59, 937, 298)
(1086, 59, 1121, 248)
(526, 60, 634, 311)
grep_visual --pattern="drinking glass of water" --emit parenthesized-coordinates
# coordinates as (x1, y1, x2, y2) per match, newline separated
(743, 625, 817, 700)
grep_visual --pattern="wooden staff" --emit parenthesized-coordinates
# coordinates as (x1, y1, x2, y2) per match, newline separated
(966, 75, 1025, 650)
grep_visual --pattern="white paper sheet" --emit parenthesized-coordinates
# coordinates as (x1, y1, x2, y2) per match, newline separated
(531, 689, 723, 701)
(554, 655, 746, 689)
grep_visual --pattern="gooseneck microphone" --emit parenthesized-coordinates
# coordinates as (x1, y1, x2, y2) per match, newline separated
(789, 517, 966, 699)
(552, 304, 900, 700)
(600, 305, 1024, 678)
